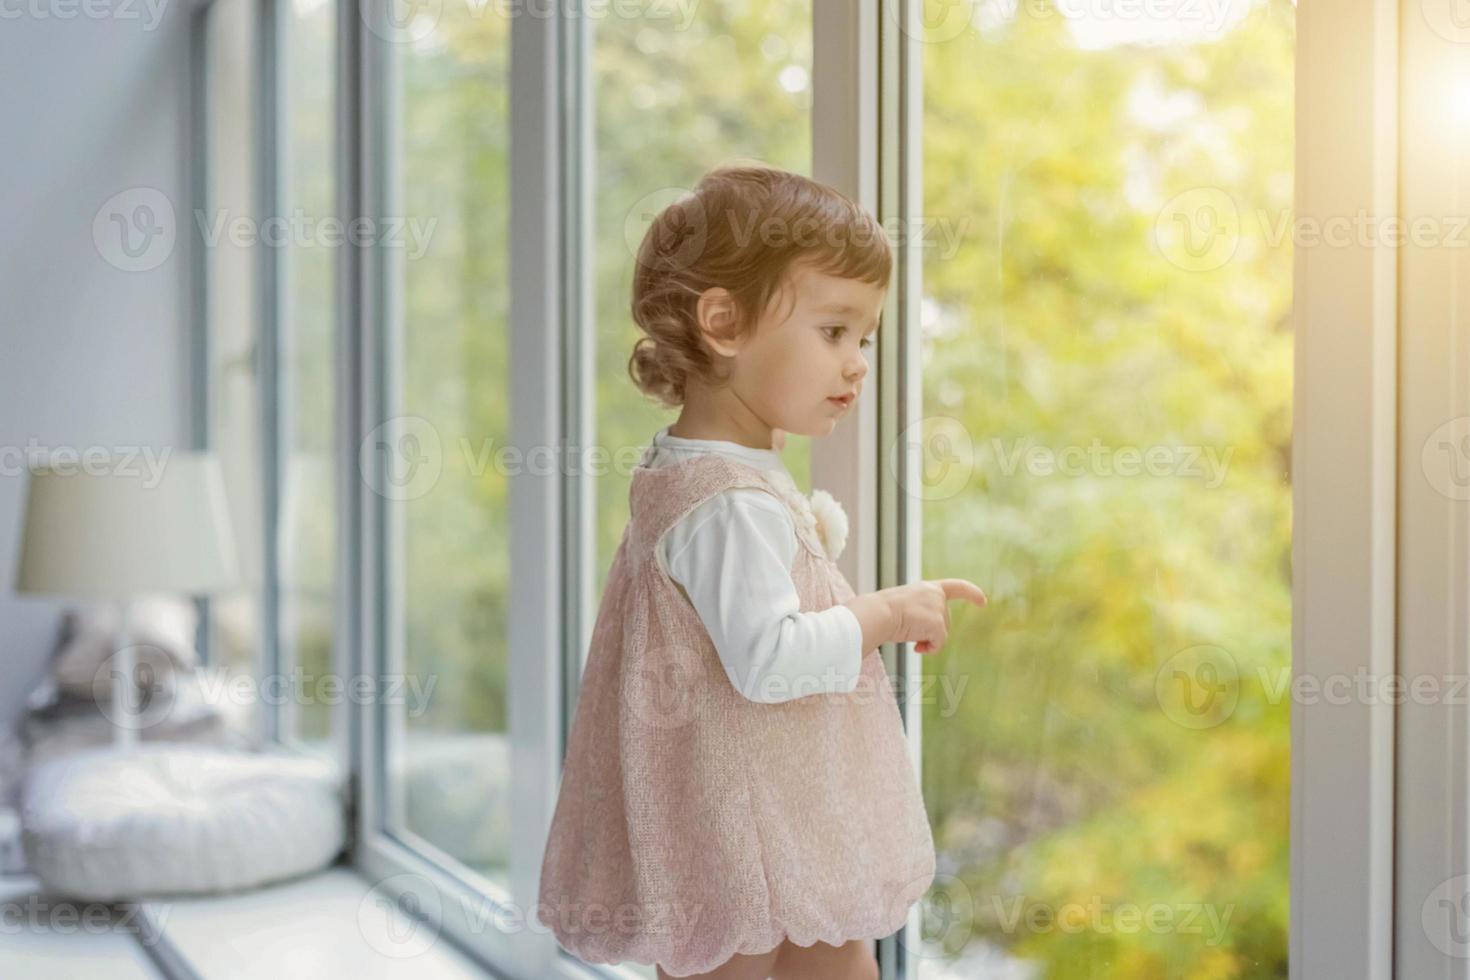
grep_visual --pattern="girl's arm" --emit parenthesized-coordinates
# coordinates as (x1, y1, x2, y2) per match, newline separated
(663, 489, 865, 704)
(841, 592, 898, 655)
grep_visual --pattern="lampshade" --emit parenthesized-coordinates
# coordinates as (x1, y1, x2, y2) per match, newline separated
(14, 452, 241, 599)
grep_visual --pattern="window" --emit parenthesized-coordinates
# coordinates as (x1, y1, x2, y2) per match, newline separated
(196, 0, 341, 752)
(910, 1, 1293, 975)
(279, 0, 339, 748)
(375, 2, 515, 889)
(200, 0, 263, 681)
(592, 4, 817, 607)
(192, 0, 1448, 975)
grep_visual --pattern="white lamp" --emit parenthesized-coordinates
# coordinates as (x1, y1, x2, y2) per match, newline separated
(13, 452, 241, 749)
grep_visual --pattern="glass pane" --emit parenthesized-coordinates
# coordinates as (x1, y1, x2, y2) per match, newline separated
(381, 6, 513, 889)
(593, 4, 816, 616)
(203, 0, 263, 682)
(916, 2, 1293, 977)
(280, 0, 337, 750)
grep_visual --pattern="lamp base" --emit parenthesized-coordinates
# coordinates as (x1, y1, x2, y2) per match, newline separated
(112, 599, 138, 750)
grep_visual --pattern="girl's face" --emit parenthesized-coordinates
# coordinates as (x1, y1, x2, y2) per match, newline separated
(717, 261, 885, 439)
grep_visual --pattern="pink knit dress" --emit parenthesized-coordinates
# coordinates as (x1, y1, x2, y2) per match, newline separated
(536, 452, 935, 977)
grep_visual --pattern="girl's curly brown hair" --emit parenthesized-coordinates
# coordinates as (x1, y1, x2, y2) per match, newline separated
(627, 164, 892, 409)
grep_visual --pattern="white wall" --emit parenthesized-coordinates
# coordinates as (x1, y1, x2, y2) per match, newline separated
(0, 5, 193, 735)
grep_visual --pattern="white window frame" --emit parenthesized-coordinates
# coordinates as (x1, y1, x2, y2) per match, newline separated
(1394, 0, 1470, 974)
(1292, 0, 1401, 975)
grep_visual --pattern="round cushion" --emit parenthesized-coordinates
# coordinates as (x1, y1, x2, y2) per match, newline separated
(20, 744, 346, 901)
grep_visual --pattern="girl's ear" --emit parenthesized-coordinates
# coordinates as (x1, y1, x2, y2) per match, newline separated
(696, 286, 745, 358)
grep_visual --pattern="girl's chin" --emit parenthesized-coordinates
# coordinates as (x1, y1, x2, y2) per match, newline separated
(775, 423, 818, 440)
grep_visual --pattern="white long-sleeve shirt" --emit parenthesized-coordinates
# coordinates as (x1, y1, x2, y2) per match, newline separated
(641, 425, 865, 704)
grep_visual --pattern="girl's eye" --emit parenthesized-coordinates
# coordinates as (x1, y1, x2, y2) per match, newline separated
(825, 324, 874, 348)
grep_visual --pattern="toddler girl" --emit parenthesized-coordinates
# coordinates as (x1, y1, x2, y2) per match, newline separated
(537, 164, 987, 980)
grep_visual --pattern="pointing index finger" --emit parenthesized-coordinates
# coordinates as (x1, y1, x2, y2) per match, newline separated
(939, 578, 988, 607)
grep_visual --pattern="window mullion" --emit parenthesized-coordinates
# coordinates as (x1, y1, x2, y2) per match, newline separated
(507, 0, 568, 973)
(1393, 1, 1470, 972)
(1292, 0, 1399, 973)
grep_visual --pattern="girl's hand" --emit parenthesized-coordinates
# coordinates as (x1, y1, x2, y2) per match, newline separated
(905, 579, 987, 654)
(843, 579, 988, 655)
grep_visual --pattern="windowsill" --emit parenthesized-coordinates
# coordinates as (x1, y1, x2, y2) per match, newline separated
(0, 874, 163, 979)
(132, 865, 507, 979)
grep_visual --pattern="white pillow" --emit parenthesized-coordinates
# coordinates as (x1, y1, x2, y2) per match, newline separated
(21, 744, 346, 901)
